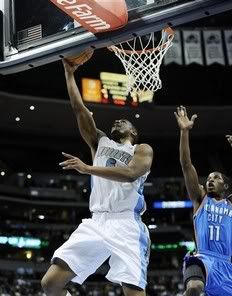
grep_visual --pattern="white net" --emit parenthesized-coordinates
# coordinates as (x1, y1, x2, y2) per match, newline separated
(109, 28, 174, 94)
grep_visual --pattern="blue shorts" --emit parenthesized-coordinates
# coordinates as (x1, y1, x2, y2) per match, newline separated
(183, 251, 232, 296)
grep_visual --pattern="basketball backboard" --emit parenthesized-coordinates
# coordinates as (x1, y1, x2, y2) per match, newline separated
(127, 0, 185, 11)
(0, 0, 231, 74)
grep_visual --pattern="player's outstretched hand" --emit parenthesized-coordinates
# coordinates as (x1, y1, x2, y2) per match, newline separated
(62, 59, 79, 74)
(59, 152, 89, 174)
(174, 105, 198, 131)
(63, 48, 94, 74)
(226, 135, 232, 147)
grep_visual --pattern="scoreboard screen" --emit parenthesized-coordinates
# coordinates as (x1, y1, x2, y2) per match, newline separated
(82, 72, 153, 106)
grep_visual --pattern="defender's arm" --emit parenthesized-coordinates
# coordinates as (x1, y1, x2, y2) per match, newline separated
(175, 106, 204, 212)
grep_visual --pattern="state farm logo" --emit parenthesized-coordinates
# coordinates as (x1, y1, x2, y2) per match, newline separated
(56, 0, 111, 32)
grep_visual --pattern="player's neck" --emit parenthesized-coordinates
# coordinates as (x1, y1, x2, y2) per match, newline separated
(214, 196, 223, 201)
(118, 137, 132, 145)
(208, 193, 224, 201)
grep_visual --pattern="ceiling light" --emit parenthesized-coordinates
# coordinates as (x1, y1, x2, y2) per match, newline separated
(25, 250, 32, 259)
(38, 215, 45, 220)
(148, 224, 157, 229)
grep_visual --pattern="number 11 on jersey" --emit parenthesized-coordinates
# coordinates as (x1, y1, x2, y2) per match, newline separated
(209, 225, 220, 241)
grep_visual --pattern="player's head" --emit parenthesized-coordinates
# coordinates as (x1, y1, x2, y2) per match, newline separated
(206, 171, 231, 198)
(110, 119, 138, 144)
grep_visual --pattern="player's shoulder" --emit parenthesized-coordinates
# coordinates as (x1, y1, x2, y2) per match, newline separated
(97, 129, 107, 141)
(135, 143, 153, 154)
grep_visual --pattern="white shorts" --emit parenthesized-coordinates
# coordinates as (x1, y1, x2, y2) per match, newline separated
(51, 211, 150, 289)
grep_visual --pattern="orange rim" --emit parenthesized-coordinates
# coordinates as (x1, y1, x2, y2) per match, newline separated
(108, 27, 174, 54)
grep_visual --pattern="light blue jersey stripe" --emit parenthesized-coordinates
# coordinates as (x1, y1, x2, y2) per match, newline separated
(133, 181, 149, 289)
(90, 176, 93, 190)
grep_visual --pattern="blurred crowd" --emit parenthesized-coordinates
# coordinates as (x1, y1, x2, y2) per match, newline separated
(0, 272, 184, 296)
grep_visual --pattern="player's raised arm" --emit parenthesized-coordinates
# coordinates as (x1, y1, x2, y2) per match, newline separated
(174, 106, 204, 211)
(63, 50, 105, 154)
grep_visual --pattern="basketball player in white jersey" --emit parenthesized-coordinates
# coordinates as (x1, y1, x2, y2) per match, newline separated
(41, 50, 153, 296)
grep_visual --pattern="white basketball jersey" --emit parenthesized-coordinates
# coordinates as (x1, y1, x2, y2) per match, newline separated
(89, 136, 149, 214)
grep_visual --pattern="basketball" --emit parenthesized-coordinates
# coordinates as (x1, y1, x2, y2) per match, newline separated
(65, 49, 94, 66)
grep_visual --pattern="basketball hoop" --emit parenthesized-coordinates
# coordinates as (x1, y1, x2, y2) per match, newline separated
(108, 27, 174, 94)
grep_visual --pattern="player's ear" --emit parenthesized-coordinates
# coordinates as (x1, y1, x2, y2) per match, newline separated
(224, 183, 229, 190)
(131, 128, 137, 138)
(130, 128, 138, 143)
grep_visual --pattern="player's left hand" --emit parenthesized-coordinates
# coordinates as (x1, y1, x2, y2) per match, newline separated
(226, 135, 232, 147)
(174, 105, 197, 131)
(59, 152, 89, 174)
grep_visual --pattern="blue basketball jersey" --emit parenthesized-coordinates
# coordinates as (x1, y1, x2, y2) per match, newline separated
(194, 195, 232, 256)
